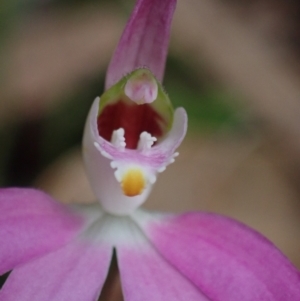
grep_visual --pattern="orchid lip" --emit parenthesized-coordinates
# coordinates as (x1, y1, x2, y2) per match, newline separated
(83, 95, 187, 215)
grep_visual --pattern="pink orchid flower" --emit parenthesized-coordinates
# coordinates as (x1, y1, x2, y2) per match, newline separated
(1, 0, 300, 300)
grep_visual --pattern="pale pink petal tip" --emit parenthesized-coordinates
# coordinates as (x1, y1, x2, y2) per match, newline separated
(106, 0, 177, 88)
(0, 188, 84, 275)
(1, 241, 112, 301)
(135, 211, 300, 301)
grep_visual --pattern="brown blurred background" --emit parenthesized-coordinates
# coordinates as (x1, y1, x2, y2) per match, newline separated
(1, 0, 300, 295)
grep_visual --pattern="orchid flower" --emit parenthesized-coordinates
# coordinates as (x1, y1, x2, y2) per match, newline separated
(1, 0, 300, 300)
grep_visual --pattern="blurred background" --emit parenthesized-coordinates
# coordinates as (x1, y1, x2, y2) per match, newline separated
(1, 0, 300, 284)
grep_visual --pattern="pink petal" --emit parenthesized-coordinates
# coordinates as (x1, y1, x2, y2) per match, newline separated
(105, 0, 176, 89)
(0, 188, 83, 275)
(117, 231, 209, 301)
(137, 212, 300, 301)
(0, 240, 112, 301)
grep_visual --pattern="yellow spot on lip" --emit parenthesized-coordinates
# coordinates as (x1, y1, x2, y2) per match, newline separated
(121, 168, 145, 197)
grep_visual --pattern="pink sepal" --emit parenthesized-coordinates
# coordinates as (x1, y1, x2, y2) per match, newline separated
(0, 188, 84, 275)
(0, 240, 112, 301)
(138, 212, 300, 301)
(105, 0, 176, 88)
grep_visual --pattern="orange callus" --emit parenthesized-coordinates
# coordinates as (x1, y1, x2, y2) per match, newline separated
(121, 168, 145, 197)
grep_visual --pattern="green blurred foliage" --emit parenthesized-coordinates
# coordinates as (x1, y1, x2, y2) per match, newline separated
(164, 56, 246, 133)
(41, 74, 105, 167)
